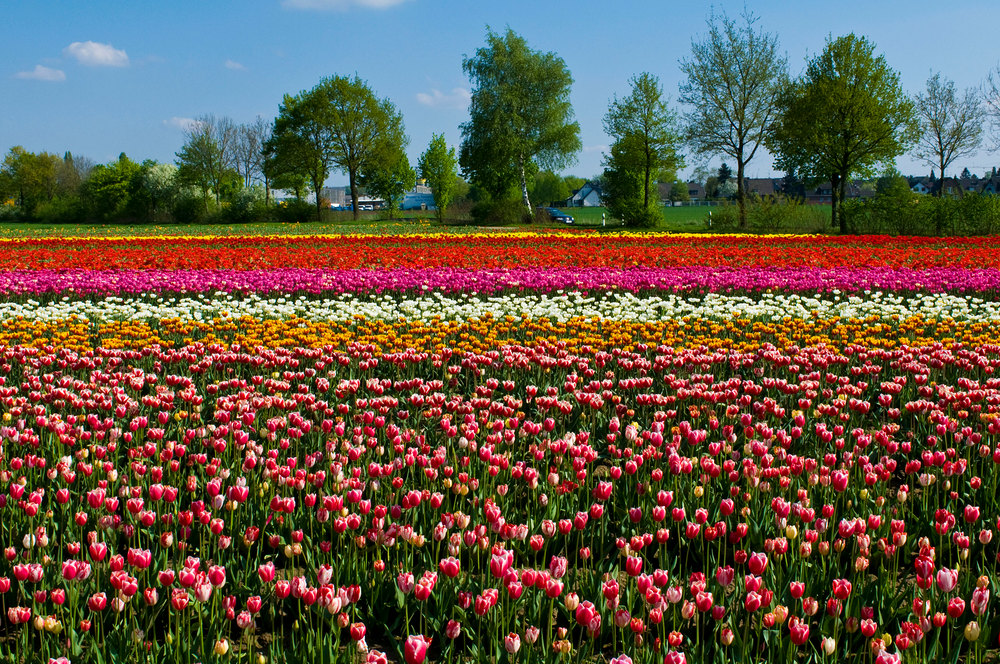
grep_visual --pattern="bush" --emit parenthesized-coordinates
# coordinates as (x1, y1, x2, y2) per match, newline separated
(844, 190, 1000, 236)
(218, 186, 268, 224)
(170, 191, 209, 225)
(272, 198, 316, 224)
(33, 196, 91, 224)
(703, 197, 831, 234)
(470, 200, 531, 225)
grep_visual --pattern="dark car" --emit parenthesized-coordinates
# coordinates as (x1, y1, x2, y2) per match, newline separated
(544, 207, 574, 224)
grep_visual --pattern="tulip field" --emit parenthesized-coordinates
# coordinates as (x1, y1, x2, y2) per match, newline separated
(3, 230, 1000, 664)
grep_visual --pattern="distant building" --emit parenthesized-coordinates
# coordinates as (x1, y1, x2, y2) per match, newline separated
(402, 184, 435, 211)
(567, 181, 603, 207)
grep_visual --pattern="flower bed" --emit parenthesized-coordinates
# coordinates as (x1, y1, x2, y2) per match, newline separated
(0, 232, 998, 664)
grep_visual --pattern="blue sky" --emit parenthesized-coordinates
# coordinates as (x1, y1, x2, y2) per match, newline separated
(3, 0, 999, 185)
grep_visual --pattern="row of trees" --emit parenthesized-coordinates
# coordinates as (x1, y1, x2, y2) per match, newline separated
(4, 11, 1000, 230)
(456, 14, 998, 232)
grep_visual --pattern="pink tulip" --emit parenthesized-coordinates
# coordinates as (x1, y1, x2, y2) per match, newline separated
(404, 635, 431, 664)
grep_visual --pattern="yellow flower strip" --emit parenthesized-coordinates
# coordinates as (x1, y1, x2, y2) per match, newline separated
(2, 314, 998, 354)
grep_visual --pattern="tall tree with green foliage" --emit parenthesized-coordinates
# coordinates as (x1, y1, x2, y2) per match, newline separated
(913, 73, 985, 201)
(361, 147, 414, 215)
(85, 153, 143, 221)
(0, 146, 61, 216)
(679, 10, 787, 229)
(175, 115, 238, 208)
(529, 170, 570, 208)
(460, 27, 581, 216)
(769, 34, 919, 233)
(418, 134, 458, 222)
(268, 75, 407, 220)
(602, 72, 682, 226)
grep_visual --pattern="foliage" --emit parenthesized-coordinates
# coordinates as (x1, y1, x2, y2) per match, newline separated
(84, 153, 144, 221)
(460, 27, 581, 214)
(679, 10, 787, 228)
(0, 146, 62, 217)
(844, 188, 1000, 236)
(602, 72, 682, 225)
(469, 198, 531, 225)
(419, 134, 458, 222)
(361, 147, 414, 215)
(174, 115, 239, 206)
(769, 34, 919, 234)
(706, 195, 831, 233)
(667, 180, 690, 203)
(601, 149, 660, 228)
(268, 75, 408, 220)
(528, 170, 570, 207)
(913, 73, 985, 217)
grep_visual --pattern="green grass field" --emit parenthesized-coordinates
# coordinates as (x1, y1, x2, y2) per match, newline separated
(553, 205, 714, 231)
(0, 204, 833, 238)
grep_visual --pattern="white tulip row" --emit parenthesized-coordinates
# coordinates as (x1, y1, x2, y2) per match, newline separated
(2, 290, 998, 325)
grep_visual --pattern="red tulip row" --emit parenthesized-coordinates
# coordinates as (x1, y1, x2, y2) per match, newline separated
(0, 341, 998, 663)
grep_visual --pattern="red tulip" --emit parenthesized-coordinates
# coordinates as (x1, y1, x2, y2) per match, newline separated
(788, 617, 810, 645)
(87, 592, 108, 612)
(404, 635, 431, 664)
(439, 557, 460, 578)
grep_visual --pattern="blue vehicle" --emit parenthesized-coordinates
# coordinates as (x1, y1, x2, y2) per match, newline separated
(544, 207, 574, 224)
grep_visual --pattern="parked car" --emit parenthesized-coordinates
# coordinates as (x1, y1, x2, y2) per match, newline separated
(544, 207, 574, 224)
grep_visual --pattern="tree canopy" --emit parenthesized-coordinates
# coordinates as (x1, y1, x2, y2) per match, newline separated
(267, 75, 408, 220)
(460, 27, 581, 217)
(913, 73, 985, 204)
(602, 72, 682, 226)
(769, 34, 918, 233)
(679, 10, 787, 228)
(418, 134, 458, 223)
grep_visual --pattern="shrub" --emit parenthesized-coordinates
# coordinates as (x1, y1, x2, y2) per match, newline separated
(272, 199, 316, 224)
(470, 200, 531, 225)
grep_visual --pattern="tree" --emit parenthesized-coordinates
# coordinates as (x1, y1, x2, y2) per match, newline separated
(233, 116, 273, 203)
(562, 175, 586, 195)
(602, 72, 683, 220)
(85, 153, 143, 221)
(668, 180, 690, 203)
(529, 170, 570, 207)
(263, 129, 314, 201)
(361, 147, 414, 215)
(175, 115, 238, 206)
(984, 64, 1000, 150)
(460, 27, 581, 216)
(268, 75, 407, 220)
(141, 162, 179, 222)
(769, 34, 918, 233)
(418, 134, 458, 222)
(679, 10, 787, 229)
(913, 73, 984, 200)
(0, 146, 61, 216)
(717, 163, 732, 185)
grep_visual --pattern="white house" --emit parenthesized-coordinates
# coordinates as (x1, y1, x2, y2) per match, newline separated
(567, 181, 603, 207)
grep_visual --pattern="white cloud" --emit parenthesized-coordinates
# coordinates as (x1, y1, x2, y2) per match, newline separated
(64, 41, 129, 67)
(416, 87, 471, 110)
(224, 59, 246, 71)
(164, 117, 200, 132)
(282, 0, 409, 10)
(583, 144, 609, 153)
(15, 65, 66, 82)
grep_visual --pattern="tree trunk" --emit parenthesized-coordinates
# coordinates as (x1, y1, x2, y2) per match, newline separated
(312, 171, 323, 222)
(350, 170, 360, 222)
(736, 161, 746, 230)
(264, 174, 271, 207)
(643, 148, 651, 210)
(519, 157, 532, 219)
